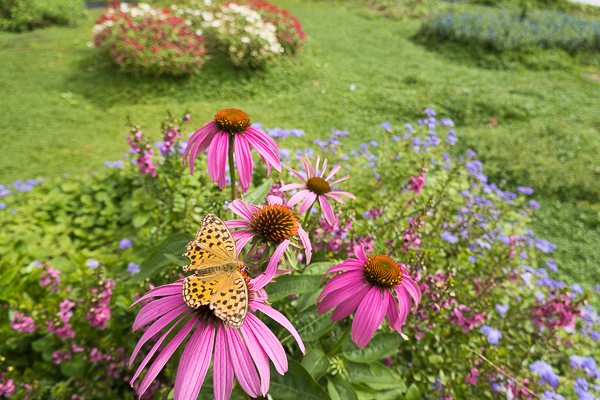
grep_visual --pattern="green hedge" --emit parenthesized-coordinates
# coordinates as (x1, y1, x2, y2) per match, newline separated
(0, 0, 85, 32)
(420, 7, 600, 52)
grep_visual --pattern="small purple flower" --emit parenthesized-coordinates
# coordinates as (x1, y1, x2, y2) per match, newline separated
(541, 391, 565, 400)
(530, 360, 560, 389)
(546, 258, 558, 272)
(441, 231, 459, 244)
(0, 203, 6, 210)
(517, 186, 534, 195)
(86, 259, 100, 269)
(495, 304, 509, 317)
(535, 239, 557, 254)
(480, 325, 502, 345)
(119, 239, 133, 250)
(380, 121, 392, 133)
(440, 118, 454, 127)
(127, 262, 141, 275)
(529, 200, 541, 209)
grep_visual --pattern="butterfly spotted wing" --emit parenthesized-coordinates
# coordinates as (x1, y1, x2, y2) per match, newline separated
(182, 214, 238, 273)
(182, 270, 249, 328)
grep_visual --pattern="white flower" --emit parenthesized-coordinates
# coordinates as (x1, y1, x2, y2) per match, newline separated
(241, 36, 250, 44)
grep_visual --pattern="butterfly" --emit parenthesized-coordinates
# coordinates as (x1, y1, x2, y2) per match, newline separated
(181, 214, 248, 328)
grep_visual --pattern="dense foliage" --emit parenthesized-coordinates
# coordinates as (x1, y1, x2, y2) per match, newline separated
(1, 109, 598, 399)
(419, 7, 600, 53)
(0, 0, 84, 32)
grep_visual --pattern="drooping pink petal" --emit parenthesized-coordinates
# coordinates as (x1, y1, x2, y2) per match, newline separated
(353, 243, 368, 263)
(137, 317, 197, 396)
(351, 286, 388, 348)
(330, 284, 370, 321)
(130, 304, 188, 365)
(234, 134, 254, 192)
(386, 290, 402, 333)
(224, 328, 261, 397)
(319, 280, 369, 315)
(279, 183, 305, 191)
(317, 272, 366, 310)
(206, 132, 224, 187)
(213, 327, 234, 400)
(297, 191, 317, 214)
(244, 313, 288, 374)
(285, 165, 307, 182)
(325, 259, 363, 274)
(232, 230, 255, 255)
(130, 282, 183, 307)
(254, 302, 305, 353)
(297, 225, 312, 264)
(324, 192, 346, 204)
(252, 240, 289, 290)
(325, 191, 356, 204)
(394, 286, 410, 327)
(288, 189, 312, 208)
(400, 275, 422, 306)
(174, 322, 215, 400)
(301, 156, 313, 177)
(265, 195, 284, 205)
(186, 123, 217, 175)
(240, 320, 271, 395)
(228, 199, 258, 221)
(215, 133, 229, 189)
(245, 128, 281, 172)
(133, 296, 183, 331)
(318, 195, 337, 226)
(325, 165, 341, 181)
(131, 312, 191, 386)
(225, 219, 251, 229)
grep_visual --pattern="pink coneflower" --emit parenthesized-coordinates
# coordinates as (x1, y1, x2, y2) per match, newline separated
(317, 244, 421, 348)
(227, 195, 311, 280)
(281, 156, 355, 226)
(182, 108, 281, 194)
(129, 275, 304, 400)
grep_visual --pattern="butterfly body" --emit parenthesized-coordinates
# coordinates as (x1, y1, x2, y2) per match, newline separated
(181, 214, 249, 328)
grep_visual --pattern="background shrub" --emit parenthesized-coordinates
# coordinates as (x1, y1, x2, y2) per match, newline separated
(93, 3, 208, 76)
(0, 0, 85, 32)
(419, 7, 600, 52)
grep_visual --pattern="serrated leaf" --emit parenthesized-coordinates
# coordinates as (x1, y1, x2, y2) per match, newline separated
(266, 274, 322, 303)
(342, 333, 402, 363)
(270, 358, 330, 400)
(243, 179, 273, 205)
(133, 233, 193, 282)
(301, 347, 329, 380)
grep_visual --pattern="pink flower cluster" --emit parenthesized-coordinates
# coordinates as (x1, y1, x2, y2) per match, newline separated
(402, 218, 423, 250)
(39, 266, 60, 291)
(449, 304, 485, 333)
(128, 129, 157, 177)
(160, 126, 180, 156)
(531, 293, 580, 332)
(11, 311, 35, 333)
(312, 216, 353, 254)
(0, 373, 15, 397)
(47, 299, 76, 339)
(410, 172, 426, 194)
(86, 279, 115, 330)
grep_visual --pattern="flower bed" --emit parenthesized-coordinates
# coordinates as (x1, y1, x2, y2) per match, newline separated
(420, 7, 600, 52)
(0, 109, 598, 399)
(93, 1, 306, 74)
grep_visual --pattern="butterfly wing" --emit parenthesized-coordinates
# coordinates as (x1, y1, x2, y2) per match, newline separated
(182, 214, 238, 273)
(209, 270, 249, 328)
(182, 271, 249, 328)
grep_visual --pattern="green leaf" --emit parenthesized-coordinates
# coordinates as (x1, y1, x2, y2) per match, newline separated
(301, 347, 329, 380)
(296, 307, 335, 341)
(405, 384, 422, 400)
(266, 274, 322, 303)
(270, 358, 330, 400)
(243, 179, 273, 205)
(346, 362, 406, 391)
(134, 233, 193, 282)
(327, 376, 358, 400)
(60, 354, 87, 378)
(306, 261, 340, 275)
(342, 333, 402, 363)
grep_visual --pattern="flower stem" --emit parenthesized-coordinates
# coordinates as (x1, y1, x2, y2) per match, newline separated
(303, 204, 313, 227)
(228, 134, 236, 201)
(327, 324, 351, 357)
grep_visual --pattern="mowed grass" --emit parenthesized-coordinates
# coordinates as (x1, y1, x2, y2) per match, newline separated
(0, 0, 598, 286)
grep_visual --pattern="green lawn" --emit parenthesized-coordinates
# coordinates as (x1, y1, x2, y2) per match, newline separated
(1, 1, 598, 285)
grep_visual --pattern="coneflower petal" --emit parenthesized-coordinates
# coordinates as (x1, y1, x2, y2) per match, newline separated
(401, 276, 422, 306)
(254, 302, 305, 353)
(297, 225, 312, 263)
(239, 322, 271, 395)
(174, 322, 215, 400)
(133, 295, 182, 331)
(213, 328, 234, 400)
(331, 284, 369, 322)
(130, 282, 183, 307)
(137, 317, 196, 396)
(252, 240, 289, 290)
(351, 287, 388, 349)
(287, 189, 311, 208)
(325, 165, 341, 181)
(228, 199, 258, 221)
(318, 196, 336, 226)
(234, 134, 254, 192)
(297, 191, 317, 214)
(279, 183, 305, 192)
(244, 313, 288, 374)
(225, 328, 261, 397)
